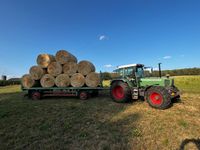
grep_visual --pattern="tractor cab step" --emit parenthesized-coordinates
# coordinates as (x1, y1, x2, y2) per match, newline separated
(132, 88, 138, 99)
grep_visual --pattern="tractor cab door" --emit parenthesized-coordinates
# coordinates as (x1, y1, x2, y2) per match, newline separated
(134, 66, 144, 87)
(122, 67, 137, 85)
(135, 67, 144, 78)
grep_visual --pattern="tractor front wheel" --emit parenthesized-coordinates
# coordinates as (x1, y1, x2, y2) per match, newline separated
(110, 81, 131, 103)
(146, 86, 171, 109)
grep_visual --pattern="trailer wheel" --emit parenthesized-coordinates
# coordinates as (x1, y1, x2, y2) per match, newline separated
(146, 86, 171, 109)
(79, 91, 88, 100)
(110, 81, 131, 103)
(31, 91, 41, 100)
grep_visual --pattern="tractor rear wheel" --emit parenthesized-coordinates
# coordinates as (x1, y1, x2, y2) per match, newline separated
(146, 86, 171, 109)
(110, 81, 131, 103)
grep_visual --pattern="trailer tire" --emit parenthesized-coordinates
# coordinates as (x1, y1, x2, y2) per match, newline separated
(31, 91, 41, 100)
(146, 86, 171, 109)
(110, 81, 131, 103)
(79, 91, 88, 100)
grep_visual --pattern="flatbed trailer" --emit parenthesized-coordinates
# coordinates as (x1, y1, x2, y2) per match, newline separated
(22, 86, 109, 100)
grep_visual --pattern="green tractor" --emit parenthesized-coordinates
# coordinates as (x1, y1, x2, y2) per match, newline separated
(110, 64, 180, 109)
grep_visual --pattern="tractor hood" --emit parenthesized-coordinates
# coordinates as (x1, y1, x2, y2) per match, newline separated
(139, 77, 174, 87)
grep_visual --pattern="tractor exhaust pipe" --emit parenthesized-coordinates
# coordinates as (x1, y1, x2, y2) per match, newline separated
(158, 63, 162, 78)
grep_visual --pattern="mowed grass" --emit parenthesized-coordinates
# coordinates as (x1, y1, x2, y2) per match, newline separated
(0, 76, 200, 150)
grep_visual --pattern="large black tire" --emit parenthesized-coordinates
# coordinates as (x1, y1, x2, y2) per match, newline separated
(110, 81, 131, 103)
(145, 86, 171, 109)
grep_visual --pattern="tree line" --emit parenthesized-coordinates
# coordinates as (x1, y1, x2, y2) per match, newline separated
(0, 80, 21, 86)
(150, 67, 200, 77)
(101, 67, 200, 80)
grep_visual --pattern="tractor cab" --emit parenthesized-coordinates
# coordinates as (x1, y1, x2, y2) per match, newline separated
(114, 64, 144, 78)
(113, 64, 145, 86)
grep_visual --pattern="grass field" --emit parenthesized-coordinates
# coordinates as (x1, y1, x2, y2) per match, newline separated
(0, 76, 200, 149)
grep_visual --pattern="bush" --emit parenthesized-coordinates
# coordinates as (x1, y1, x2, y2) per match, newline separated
(101, 72, 112, 80)
(0, 80, 21, 86)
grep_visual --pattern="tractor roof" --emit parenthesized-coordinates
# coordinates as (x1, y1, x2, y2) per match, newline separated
(117, 64, 144, 69)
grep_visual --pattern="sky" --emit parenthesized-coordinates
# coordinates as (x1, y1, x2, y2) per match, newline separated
(0, 0, 200, 77)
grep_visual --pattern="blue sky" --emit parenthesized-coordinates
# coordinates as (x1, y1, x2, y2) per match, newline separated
(0, 0, 200, 77)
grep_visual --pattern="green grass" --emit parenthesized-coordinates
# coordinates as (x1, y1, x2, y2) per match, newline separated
(0, 76, 200, 149)
(174, 75, 200, 93)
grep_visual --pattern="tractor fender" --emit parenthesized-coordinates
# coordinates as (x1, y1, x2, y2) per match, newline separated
(110, 79, 133, 87)
(143, 85, 155, 99)
(144, 85, 154, 92)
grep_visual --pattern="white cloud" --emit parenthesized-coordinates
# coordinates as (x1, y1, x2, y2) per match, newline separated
(163, 56, 172, 59)
(99, 35, 108, 41)
(104, 64, 112, 68)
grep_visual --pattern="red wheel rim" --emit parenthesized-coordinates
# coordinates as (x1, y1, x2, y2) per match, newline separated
(150, 92, 162, 105)
(32, 92, 41, 100)
(112, 85, 124, 99)
(80, 92, 87, 100)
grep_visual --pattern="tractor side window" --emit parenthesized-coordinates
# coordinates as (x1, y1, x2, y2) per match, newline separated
(119, 69, 123, 76)
(114, 69, 123, 76)
(127, 68, 133, 75)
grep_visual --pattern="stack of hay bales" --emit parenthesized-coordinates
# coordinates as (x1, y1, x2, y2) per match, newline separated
(21, 50, 100, 88)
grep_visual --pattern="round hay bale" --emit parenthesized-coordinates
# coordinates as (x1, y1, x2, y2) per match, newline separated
(55, 74, 70, 87)
(40, 74, 55, 88)
(37, 54, 55, 68)
(78, 60, 95, 76)
(47, 62, 62, 76)
(63, 62, 78, 76)
(85, 72, 100, 87)
(55, 50, 77, 64)
(21, 74, 35, 88)
(70, 73, 85, 87)
(29, 66, 45, 80)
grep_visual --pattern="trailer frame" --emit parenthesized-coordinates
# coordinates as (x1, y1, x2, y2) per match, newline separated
(22, 86, 109, 100)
